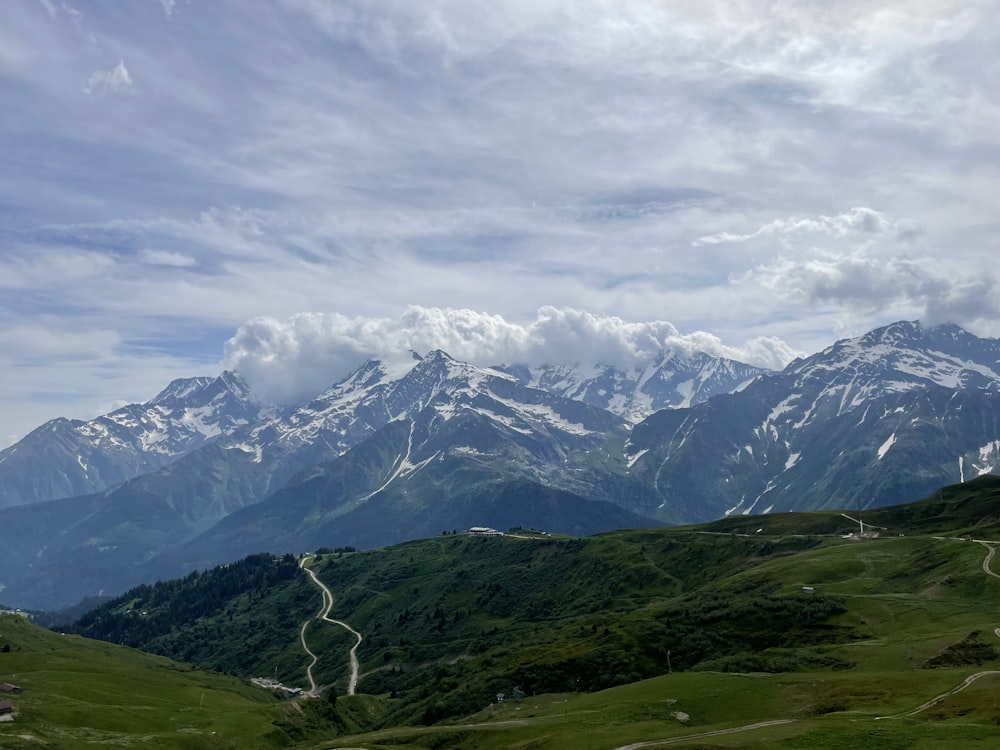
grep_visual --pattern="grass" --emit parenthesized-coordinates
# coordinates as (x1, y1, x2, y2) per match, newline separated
(305, 527, 1000, 748)
(30, 476, 1000, 747)
(0, 614, 291, 749)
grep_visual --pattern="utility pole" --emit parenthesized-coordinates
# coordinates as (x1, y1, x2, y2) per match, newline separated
(667, 650, 672, 674)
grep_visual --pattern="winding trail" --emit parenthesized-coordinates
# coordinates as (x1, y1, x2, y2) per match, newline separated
(315, 536, 1000, 746)
(609, 720, 796, 750)
(299, 556, 363, 696)
(878, 670, 1000, 719)
(876, 538, 1000, 719)
(978, 540, 1000, 580)
(613, 537, 1000, 746)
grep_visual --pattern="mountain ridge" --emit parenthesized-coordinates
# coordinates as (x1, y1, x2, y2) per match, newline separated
(4, 320, 1000, 611)
(0, 370, 263, 509)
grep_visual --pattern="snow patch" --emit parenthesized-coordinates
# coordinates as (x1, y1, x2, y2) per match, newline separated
(972, 441, 1000, 476)
(233, 442, 263, 463)
(674, 379, 695, 408)
(745, 482, 775, 514)
(766, 397, 797, 423)
(626, 448, 649, 469)
(724, 496, 746, 517)
(877, 433, 896, 460)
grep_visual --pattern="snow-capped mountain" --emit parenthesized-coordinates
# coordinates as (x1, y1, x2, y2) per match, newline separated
(222, 349, 634, 496)
(0, 371, 263, 509)
(627, 321, 1000, 521)
(496, 351, 765, 423)
(162, 355, 648, 577)
(0, 344, 763, 512)
(0, 350, 642, 608)
(6, 320, 1000, 611)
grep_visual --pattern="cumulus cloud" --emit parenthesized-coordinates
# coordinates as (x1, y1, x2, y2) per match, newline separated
(83, 59, 134, 95)
(222, 307, 800, 404)
(748, 252, 1000, 332)
(694, 207, 924, 246)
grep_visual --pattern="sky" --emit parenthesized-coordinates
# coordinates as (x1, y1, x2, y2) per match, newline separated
(2, 0, 999, 446)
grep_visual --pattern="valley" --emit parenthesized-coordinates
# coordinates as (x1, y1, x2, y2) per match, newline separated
(4, 476, 1000, 747)
(4, 320, 1000, 746)
(7, 2, 995, 746)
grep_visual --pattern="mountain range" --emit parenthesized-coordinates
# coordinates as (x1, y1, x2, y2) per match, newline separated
(3, 319, 1000, 611)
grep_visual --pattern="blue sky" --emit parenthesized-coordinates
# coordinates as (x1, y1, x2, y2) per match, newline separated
(2, 0, 999, 445)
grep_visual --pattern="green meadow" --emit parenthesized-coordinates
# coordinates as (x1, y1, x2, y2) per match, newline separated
(8, 476, 1000, 748)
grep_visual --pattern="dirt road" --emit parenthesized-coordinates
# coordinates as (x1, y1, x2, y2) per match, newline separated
(299, 556, 363, 696)
(609, 720, 796, 749)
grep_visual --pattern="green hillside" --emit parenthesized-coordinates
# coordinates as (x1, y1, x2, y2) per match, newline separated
(0, 613, 294, 748)
(38, 476, 1000, 747)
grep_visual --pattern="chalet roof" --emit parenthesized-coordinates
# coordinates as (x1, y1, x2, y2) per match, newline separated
(0, 683, 20, 693)
(0, 699, 13, 712)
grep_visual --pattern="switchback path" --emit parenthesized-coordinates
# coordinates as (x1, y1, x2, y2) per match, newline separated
(299, 556, 363, 696)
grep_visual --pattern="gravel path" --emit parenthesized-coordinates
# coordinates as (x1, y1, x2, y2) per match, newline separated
(300, 556, 363, 696)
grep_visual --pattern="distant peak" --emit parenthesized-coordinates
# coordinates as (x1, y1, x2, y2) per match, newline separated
(218, 369, 250, 389)
(149, 375, 216, 406)
(861, 320, 981, 348)
(423, 349, 455, 361)
(867, 319, 921, 340)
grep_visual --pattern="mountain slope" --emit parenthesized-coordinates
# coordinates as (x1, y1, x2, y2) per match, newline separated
(0, 371, 262, 509)
(497, 349, 765, 422)
(64, 477, 1000, 740)
(153, 370, 655, 577)
(0, 351, 652, 609)
(627, 321, 1000, 521)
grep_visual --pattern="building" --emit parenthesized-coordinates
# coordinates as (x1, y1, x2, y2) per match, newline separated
(469, 526, 502, 536)
(0, 683, 21, 694)
(0, 699, 13, 715)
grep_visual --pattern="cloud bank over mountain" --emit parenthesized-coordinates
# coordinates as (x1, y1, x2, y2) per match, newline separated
(223, 307, 799, 404)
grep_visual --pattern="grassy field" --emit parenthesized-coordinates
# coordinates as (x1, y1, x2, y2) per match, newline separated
(18, 476, 1000, 748)
(296, 527, 1000, 749)
(0, 613, 296, 749)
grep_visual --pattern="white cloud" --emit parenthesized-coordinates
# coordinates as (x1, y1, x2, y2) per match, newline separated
(158, 0, 176, 17)
(694, 207, 924, 246)
(747, 251, 1000, 333)
(222, 306, 800, 405)
(83, 59, 134, 95)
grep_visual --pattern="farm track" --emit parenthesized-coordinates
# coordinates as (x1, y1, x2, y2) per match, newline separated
(876, 538, 1000, 719)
